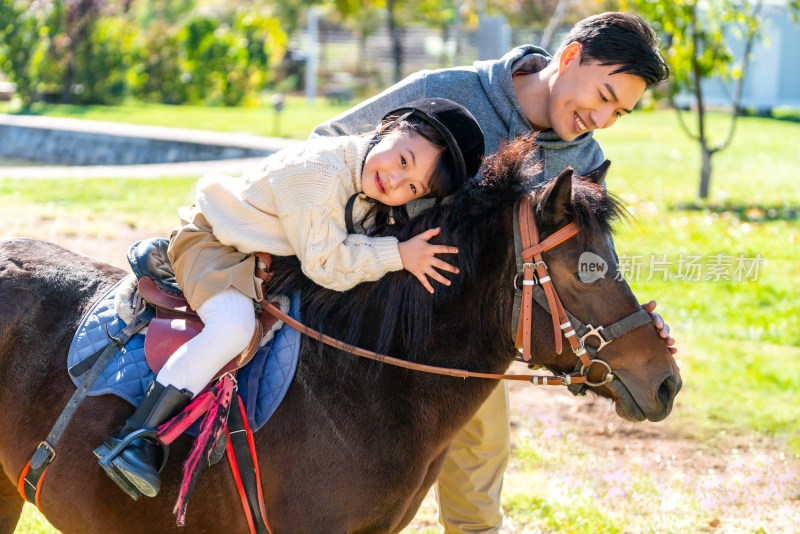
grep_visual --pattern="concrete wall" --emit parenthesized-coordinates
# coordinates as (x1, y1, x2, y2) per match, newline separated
(0, 114, 294, 165)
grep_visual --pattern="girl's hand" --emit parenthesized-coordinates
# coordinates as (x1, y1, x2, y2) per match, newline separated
(398, 227, 459, 294)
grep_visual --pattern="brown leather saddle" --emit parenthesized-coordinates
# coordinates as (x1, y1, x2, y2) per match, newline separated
(128, 238, 279, 380)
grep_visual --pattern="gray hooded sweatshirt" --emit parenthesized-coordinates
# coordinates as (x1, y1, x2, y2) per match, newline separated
(312, 45, 605, 185)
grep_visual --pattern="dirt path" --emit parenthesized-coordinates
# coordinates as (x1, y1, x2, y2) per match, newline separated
(5, 214, 799, 534)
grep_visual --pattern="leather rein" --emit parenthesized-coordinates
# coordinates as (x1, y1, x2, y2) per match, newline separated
(258, 194, 650, 389)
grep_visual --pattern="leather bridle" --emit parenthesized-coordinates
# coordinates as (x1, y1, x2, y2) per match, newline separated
(511, 193, 653, 395)
(259, 193, 652, 390)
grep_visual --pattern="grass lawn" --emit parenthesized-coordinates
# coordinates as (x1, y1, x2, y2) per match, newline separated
(4, 108, 799, 533)
(594, 111, 800, 451)
(0, 95, 352, 139)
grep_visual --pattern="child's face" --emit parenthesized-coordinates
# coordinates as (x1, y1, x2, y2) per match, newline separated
(361, 129, 442, 206)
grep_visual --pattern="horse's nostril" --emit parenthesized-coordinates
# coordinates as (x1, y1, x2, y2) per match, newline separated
(658, 375, 678, 407)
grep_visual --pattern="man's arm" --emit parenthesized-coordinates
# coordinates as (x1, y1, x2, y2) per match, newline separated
(311, 71, 429, 138)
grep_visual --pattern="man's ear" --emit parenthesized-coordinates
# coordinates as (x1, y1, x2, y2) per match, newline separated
(558, 42, 582, 73)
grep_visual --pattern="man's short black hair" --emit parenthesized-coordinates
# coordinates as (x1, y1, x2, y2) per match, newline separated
(556, 12, 670, 88)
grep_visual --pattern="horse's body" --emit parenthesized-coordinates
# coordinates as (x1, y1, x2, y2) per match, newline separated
(0, 139, 680, 533)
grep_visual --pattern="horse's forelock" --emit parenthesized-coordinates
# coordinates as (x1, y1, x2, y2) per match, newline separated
(569, 180, 627, 239)
(530, 169, 626, 241)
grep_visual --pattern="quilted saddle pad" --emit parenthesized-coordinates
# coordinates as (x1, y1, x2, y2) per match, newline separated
(67, 279, 301, 432)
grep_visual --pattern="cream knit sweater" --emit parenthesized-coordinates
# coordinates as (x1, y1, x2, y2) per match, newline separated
(189, 135, 404, 291)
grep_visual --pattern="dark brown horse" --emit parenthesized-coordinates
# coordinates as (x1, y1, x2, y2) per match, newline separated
(0, 137, 680, 533)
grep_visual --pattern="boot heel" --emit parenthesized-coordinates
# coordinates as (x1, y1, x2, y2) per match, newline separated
(95, 446, 143, 500)
(95, 381, 192, 499)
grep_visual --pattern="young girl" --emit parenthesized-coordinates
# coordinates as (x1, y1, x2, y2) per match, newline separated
(98, 98, 485, 498)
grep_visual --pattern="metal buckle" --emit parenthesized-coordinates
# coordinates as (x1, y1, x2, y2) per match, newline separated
(37, 440, 56, 462)
(579, 324, 610, 352)
(223, 371, 238, 387)
(579, 359, 615, 387)
(513, 270, 538, 290)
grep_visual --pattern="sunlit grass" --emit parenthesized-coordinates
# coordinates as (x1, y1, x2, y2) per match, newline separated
(504, 416, 800, 534)
(0, 176, 197, 231)
(15, 505, 57, 534)
(674, 336, 800, 450)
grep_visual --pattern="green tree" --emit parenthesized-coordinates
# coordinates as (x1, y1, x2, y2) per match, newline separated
(1, 0, 133, 106)
(0, 0, 47, 108)
(271, 0, 317, 38)
(328, 0, 384, 82)
(134, 0, 195, 25)
(131, 7, 286, 106)
(625, 0, 800, 198)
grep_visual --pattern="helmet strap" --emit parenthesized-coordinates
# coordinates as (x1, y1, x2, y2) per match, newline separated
(345, 192, 378, 235)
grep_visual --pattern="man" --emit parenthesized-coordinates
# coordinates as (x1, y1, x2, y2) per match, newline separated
(313, 12, 676, 532)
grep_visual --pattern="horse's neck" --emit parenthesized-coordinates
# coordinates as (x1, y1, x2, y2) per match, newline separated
(388, 213, 518, 438)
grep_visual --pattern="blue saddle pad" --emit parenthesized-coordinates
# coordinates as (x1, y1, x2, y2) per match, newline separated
(67, 279, 301, 432)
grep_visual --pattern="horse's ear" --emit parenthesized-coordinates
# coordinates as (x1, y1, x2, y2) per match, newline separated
(581, 160, 611, 186)
(540, 167, 574, 226)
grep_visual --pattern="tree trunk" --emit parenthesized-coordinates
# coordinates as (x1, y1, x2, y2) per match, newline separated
(699, 146, 712, 199)
(453, 0, 462, 66)
(690, 0, 711, 199)
(62, 53, 75, 104)
(387, 0, 402, 82)
(540, 0, 573, 51)
(357, 32, 368, 78)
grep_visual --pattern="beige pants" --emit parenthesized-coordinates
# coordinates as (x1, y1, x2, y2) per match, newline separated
(168, 207, 263, 311)
(435, 382, 510, 533)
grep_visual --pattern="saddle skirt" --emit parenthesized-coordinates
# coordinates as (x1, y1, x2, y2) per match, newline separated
(67, 277, 301, 432)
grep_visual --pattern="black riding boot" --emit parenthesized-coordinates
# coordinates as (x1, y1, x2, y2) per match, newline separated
(95, 380, 192, 498)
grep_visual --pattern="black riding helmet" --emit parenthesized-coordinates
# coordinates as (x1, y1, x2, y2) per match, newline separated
(378, 98, 485, 199)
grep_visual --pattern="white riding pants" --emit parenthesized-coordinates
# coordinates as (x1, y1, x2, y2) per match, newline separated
(156, 288, 255, 396)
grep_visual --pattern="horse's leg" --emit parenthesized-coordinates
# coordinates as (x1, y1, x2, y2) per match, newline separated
(0, 472, 23, 534)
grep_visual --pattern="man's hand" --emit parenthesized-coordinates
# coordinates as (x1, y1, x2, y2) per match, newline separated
(398, 227, 460, 294)
(642, 300, 677, 354)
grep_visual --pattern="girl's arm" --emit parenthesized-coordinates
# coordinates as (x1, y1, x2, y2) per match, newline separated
(280, 203, 405, 291)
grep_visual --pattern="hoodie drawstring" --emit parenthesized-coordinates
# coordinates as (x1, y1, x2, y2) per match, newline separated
(508, 109, 518, 139)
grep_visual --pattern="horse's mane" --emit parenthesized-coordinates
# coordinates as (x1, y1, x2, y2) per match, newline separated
(267, 134, 625, 368)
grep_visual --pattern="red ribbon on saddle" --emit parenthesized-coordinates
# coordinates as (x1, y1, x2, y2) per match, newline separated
(156, 374, 235, 526)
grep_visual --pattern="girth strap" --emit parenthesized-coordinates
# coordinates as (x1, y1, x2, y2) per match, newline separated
(19, 310, 152, 508)
(227, 394, 270, 534)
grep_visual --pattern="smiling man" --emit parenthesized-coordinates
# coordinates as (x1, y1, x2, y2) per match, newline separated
(313, 12, 672, 533)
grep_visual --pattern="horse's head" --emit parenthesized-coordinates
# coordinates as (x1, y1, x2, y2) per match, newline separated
(521, 161, 681, 422)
